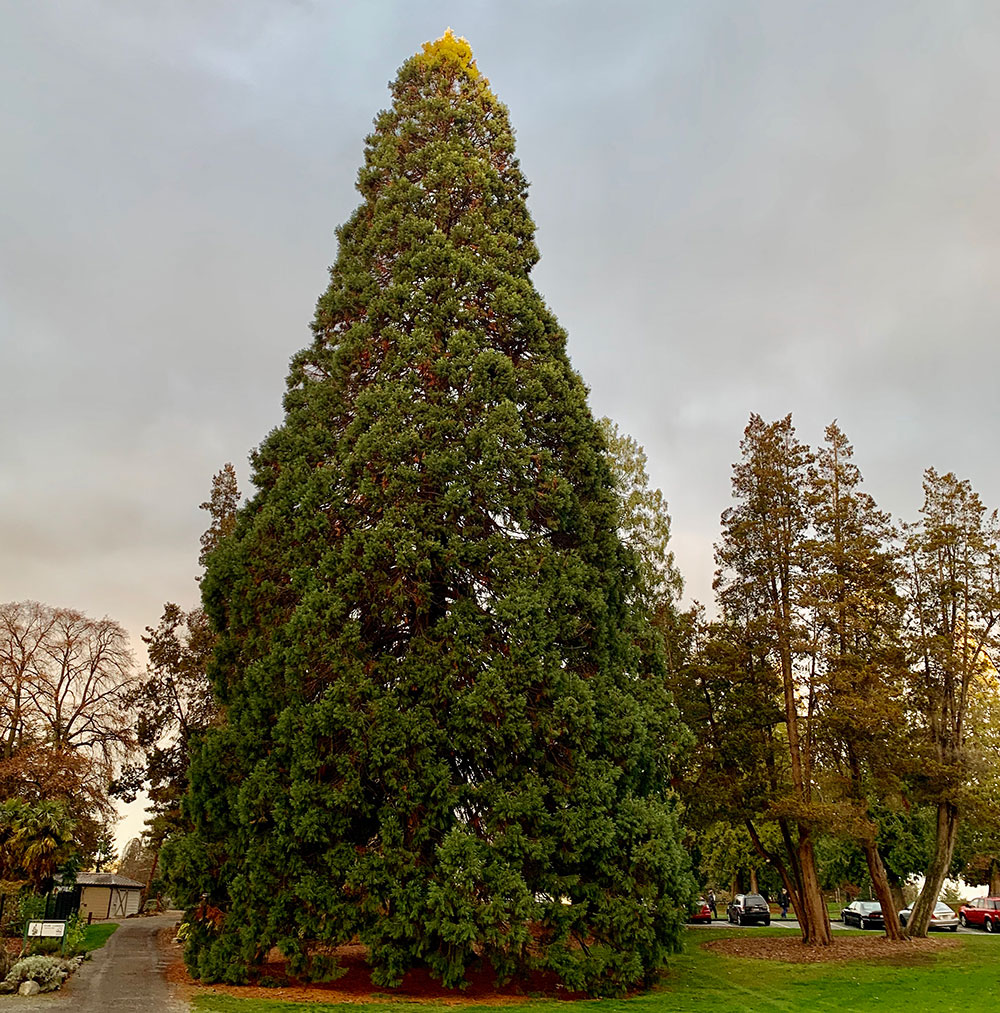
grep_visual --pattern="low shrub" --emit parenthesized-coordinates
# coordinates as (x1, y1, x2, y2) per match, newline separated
(0, 954, 67, 993)
(24, 937, 65, 957)
(63, 913, 87, 956)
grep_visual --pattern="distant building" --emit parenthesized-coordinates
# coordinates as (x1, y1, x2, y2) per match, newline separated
(51, 873, 144, 921)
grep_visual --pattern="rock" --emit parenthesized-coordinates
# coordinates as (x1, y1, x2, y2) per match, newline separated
(18, 980, 41, 996)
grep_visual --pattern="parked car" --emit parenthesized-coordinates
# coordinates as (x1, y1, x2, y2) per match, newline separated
(727, 893, 771, 926)
(841, 900, 884, 929)
(688, 898, 713, 923)
(958, 897, 1000, 932)
(898, 901, 958, 931)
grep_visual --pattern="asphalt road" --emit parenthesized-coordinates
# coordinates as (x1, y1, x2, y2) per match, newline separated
(6, 913, 187, 1012)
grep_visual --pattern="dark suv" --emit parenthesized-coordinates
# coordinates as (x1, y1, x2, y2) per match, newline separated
(727, 893, 772, 926)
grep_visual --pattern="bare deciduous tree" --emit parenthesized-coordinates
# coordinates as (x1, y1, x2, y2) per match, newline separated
(0, 600, 136, 774)
(0, 601, 59, 760)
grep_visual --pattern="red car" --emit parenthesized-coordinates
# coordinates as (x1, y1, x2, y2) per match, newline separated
(688, 898, 714, 923)
(958, 897, 1000, 932)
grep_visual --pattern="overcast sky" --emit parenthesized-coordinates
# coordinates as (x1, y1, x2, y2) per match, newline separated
(4, 2, 1000, 833)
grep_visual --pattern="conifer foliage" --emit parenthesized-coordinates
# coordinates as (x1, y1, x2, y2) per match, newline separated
(166, 33, 691, 996)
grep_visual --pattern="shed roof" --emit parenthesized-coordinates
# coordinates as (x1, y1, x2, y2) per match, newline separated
(73, 873, 144, 889)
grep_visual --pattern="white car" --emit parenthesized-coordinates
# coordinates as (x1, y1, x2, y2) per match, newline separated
(897, 900, 958, 931)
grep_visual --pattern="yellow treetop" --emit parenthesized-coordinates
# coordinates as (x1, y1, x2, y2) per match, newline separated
(417, 28, 482, 81)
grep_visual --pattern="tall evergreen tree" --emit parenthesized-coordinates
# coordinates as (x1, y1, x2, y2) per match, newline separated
(198, 463, 241, 569)
(806, 422, 907, 940)
(713, 414, 833, 945)
(598, 418, 682, 610)
(113, 464, 237, 876)
(903, 469, 1000, 936)
(166, 32, 692, 995)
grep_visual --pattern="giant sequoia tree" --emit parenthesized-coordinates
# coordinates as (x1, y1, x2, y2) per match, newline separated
(166, 34, 691, 995)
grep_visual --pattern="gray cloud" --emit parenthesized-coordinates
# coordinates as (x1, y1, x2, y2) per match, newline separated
(3, 0, 999, 636)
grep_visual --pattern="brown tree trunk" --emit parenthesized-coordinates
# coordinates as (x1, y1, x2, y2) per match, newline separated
(861, 839, 903, 940)
(775, 645, 830, 944)
(778, 647, 830, 945)
(989, 858, 1000, 897)
(744, 816, 829, 942)
(889, 880, 906, 914)
(796, 829, 832, 945)
(905, 801, 960, 937)
(843, 750, 902, 939)
(141, 850, 159, 909)
(750, 868, 759, 894)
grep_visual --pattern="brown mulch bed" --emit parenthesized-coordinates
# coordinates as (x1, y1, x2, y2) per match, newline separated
(161, 929, 961, 1006)
(160, 929, 588, 1006)
(701, 934, 959, 964)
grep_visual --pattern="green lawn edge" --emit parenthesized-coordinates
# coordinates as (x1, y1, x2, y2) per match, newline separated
(189, 928, 1000, 1013)
(80, 921, 118, 952)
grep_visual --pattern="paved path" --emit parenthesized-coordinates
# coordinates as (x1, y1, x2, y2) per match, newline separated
(693, 917, 997, 935)
(6, 913, 187, 1012)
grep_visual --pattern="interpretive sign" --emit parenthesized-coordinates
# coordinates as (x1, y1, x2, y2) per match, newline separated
(24, 919, 68, 953)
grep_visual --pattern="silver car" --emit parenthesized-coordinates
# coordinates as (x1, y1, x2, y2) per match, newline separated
(898, 900, 958, 931)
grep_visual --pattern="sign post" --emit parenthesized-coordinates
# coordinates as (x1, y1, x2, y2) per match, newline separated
(24, 920, 68, 955)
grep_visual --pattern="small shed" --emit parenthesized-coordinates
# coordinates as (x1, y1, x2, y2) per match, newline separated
(72, 873, 145, 921)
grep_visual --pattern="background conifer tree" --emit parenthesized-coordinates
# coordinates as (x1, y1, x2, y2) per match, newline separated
(806, 422, 907, 940)
(902, 469, 1000, 936)
(713, 414, 833, 944)
(166, 32, 692, 996)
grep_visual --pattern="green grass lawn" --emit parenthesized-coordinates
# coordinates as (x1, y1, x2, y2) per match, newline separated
(80, 921, 118, 952)
(190, 927, 1000, 1012)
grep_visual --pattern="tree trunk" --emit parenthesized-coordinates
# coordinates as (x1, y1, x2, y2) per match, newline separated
(905, 801, 959, 937)
(843, 751, 904, 938)
(776, 649, 831, 945)
(884, 865, 906, 913)
(890, 882, 905, 913)
(861, 839, 903, 940)
(744, 816, 830, 942)
(750, 868, 759, 894)
(989, 858, 1000, 897)
(796, 829, 833, 945)
(141, 849, 159, 909)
